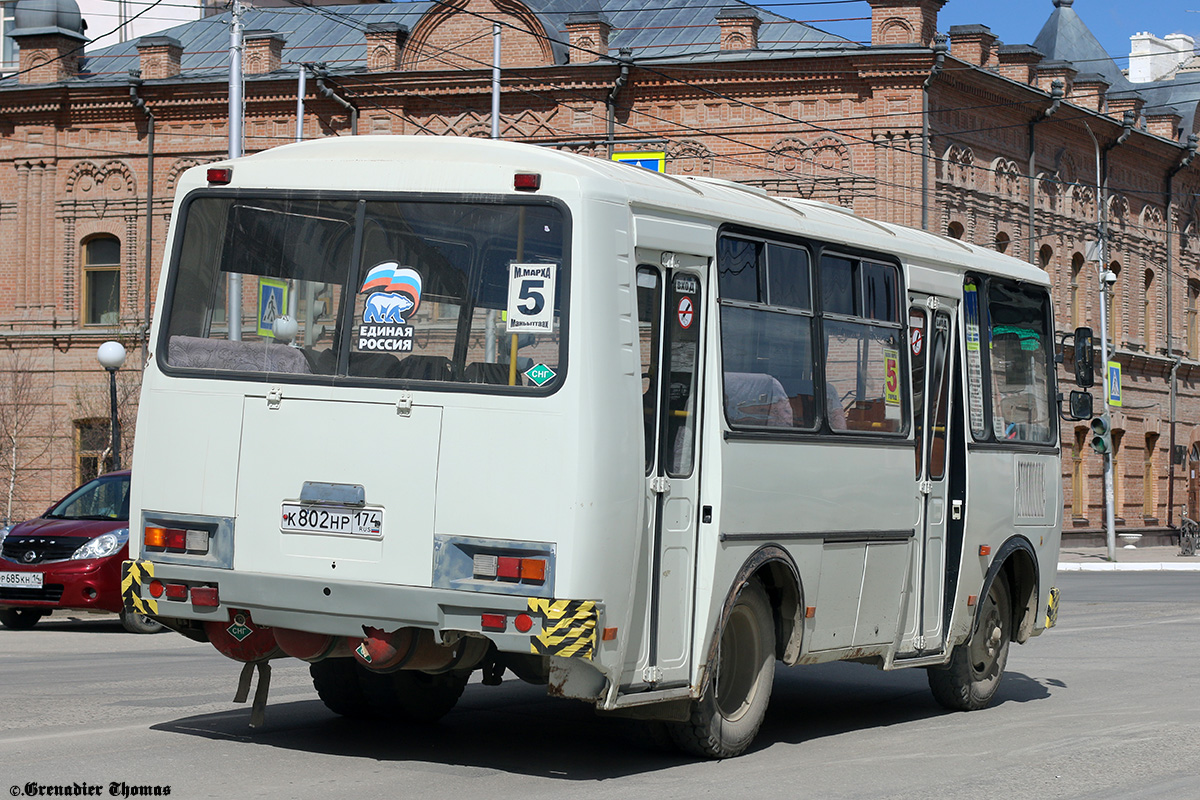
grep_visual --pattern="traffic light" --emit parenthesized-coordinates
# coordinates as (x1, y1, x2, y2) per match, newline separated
(1090, 415, 1112, 455)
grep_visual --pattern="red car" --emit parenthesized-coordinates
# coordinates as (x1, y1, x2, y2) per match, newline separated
(0, 470, 161, 633)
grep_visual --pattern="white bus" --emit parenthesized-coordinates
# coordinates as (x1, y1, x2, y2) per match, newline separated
(124, 136, 1090, 758)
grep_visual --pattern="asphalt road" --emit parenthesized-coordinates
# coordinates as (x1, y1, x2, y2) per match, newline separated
(1, 573, 1198, 800)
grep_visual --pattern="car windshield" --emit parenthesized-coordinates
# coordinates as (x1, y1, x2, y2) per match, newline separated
(45, 474, 130, 521)
(161, 194, 567, 390)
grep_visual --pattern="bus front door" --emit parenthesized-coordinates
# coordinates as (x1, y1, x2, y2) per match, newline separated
(636, 264, 705, 688)
(905, 297, 957, 655)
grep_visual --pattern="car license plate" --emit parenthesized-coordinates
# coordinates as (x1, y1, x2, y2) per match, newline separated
(280, 504, 383, 538)
(0, 571, 43, 589)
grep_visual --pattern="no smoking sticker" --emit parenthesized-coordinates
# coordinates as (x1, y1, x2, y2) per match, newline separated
(677, 296, 694, 329)
(911, 327, 923, 357)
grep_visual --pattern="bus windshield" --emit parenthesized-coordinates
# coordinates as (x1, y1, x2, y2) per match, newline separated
(161, 195, 566, 389)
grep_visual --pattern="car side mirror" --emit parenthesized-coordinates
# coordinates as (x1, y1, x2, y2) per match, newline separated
(1073, 327, 1094, 388)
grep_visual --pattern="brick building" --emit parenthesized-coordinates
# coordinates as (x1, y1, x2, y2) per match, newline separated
(2, 0, 1199, 542)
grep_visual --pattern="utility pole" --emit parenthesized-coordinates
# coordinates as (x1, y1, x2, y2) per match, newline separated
(227, 0, 245, 341)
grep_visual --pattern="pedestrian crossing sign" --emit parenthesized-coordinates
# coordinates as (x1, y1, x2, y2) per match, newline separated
(612, 151, 665, 172)
(257, 278, 288, 338)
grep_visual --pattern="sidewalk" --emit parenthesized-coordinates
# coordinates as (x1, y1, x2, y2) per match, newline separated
(1058, 543, 1200, 572)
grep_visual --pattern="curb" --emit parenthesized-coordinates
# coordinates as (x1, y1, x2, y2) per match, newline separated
(1058, 562, 1200, 572)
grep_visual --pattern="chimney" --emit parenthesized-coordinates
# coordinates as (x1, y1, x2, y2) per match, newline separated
(948, 24, 998, 69)
(716, 7, 761, 51)
(1146, 108, 1183, 141)
(1107, 91, 1146, 124)
(1070, 73, 1110, 112)
(1035, 59, 1077, 96)
(866, 0, 946, 48)
(136, 35, 183, 80)
(9, 0, 87, 86)
(997, 44, 1043, 85)
(564, 11, 612, 63)
(244, 31, 285, 75)
(365, 22, 407, 72)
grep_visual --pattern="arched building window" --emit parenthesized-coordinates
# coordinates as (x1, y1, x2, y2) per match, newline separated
(1188, 279, 1200, 357)
(1070, 252, 1084, 329)
(994, 231, 1010, 254)
(947, 221, 964, 240)
(1144, 432, 1160, 521)
(1072, 426, 1087, 520)
(1143, 268, 1155, 350)
(83, 236, 121, 326)
(1107, 262, 1122, 344)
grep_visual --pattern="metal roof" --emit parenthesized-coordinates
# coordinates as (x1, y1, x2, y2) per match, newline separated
(17, 0, 857, 87)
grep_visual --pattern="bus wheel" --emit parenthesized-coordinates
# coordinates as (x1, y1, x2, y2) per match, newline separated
(359, 669, 469, 723)
(928, 578, 1011, 711)
(310, 658, 372, 718)
(0, 609, 45, 630)
(669, 579, 775, 759)
(120, 610, 164, 634)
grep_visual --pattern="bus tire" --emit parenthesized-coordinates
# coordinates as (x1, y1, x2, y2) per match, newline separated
(310, 658, 372, 718)
(928, 577, 1011, 711)
(0, 608, 45, 630)
(669, 579, 775, 759)
(120, 610, 164, 634)
(359, 669, 469, 723)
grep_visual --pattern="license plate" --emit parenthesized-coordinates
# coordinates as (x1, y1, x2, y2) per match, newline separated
(0, 571, 43, 589)
(280, 504, 383, 538)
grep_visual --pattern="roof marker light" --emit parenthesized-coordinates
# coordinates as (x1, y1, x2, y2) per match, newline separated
(514, 172, 541, 191)
(207, 167, 233, 185)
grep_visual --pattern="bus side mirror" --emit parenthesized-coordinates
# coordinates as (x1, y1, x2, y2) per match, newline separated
(1073, 327, 1094, 388)
(1058, 390, 1093, 421)
(1075, 326, 1094, 388)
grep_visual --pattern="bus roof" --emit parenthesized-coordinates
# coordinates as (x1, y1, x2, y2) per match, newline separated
(222, 135, 1048, 289)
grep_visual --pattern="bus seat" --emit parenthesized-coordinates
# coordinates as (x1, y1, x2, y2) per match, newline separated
(464, 361, 512, 385)
(394, 354, 453, 381)
(167, 335, 312, 374)
(724, 372, 793, 427)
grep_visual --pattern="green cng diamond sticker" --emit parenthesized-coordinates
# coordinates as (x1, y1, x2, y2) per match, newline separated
(524, 363, 556, 387)
(227, 614, 253, 642)
(227, 623, 252, 642)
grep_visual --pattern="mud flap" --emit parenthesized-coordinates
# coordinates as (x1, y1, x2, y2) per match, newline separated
(121, 560, 158, 617)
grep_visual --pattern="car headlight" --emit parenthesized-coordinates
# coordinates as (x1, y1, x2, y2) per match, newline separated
(71, 528, 129, 560)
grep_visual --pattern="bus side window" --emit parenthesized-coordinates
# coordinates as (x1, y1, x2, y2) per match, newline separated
(717, 235, 816, 431)
(819, 255, 905, 435)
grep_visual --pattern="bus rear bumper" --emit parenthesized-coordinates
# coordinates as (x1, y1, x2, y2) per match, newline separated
(121, 559, 601, 660)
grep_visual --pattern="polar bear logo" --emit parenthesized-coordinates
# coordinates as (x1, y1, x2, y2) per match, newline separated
(364, 291, 415, 324)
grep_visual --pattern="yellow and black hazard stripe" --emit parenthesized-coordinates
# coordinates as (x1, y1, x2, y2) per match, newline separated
(1045, 586, 1060, 629)
(527, 598, 596, 659)
(121, 560, 158, 616)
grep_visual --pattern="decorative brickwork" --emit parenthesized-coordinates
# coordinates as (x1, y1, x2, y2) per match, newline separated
(244, 31, 285, 75)
(867, 0, 945, 48)
(136, 35, 182, 80)
(364, 22, 407, 72)
(563, 12, 610, 63)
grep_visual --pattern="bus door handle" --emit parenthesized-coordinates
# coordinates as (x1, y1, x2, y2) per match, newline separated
(951, 500, 963, 520)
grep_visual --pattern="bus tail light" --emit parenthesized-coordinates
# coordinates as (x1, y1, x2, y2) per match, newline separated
(207, 167, 232, 184)
(191, 586, 220, 607)
(144, 526, 209, 554)
(473, 554, 546, 585)
(481, 613, 506, 631)
(514, 172, 541, 191)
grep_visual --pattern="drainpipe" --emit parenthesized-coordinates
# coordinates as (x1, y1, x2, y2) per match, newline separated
(1028, 79, 1064, 264)
(129, 74, 155, 358)
(606, 48, 632, 160)
(312, 63, 359, 135)
(1166, 132, 1198, 529)
(920, 33, 948, 232)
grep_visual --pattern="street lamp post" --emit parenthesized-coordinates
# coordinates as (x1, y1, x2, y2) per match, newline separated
(97, 341, 127, 472)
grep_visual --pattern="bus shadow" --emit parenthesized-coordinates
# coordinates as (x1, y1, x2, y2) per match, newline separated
(151, 663, 1058, 778)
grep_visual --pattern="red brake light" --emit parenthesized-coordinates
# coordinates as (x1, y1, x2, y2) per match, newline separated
(481, 613, 506, 631)
(207, 167, 232, 184)
(514, 172, 541, 191)
(497, 556, 521, 580)
(164, 583, 188, 601)
(148, 580, 164, 598)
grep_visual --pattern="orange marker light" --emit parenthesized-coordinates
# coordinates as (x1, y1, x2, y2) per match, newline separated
(520, 558, 546, 583)
(805, 606, 816, 619)
(979, 545, 992, 556)
(967, 595, 978, 607)
(602, 627, 618, 642)
(144, 527, 166, 549)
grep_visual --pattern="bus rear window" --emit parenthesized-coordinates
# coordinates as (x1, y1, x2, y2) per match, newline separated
(161, 195, 566, 390)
